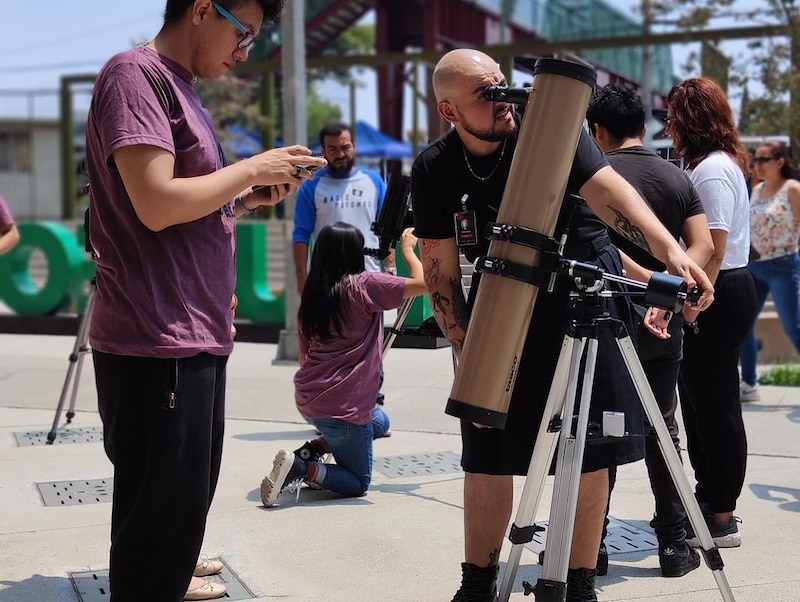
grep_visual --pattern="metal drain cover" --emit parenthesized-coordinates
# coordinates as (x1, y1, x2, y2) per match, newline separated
(374, 451, 462, 477)
(36, 478, 113, 506)
(70, 560, 256, 601)
(523, 517, 658, 556)
(14, 425, 103, 446)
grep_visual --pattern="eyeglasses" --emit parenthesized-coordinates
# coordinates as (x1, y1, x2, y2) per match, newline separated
(752, 156, 778, 165)
(212, 1, 256, 51)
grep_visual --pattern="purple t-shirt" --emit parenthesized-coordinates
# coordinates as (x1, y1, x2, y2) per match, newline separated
(0, 196, 14, 231)
(86, 46, 236, 358)
(295, 271, 405, 425)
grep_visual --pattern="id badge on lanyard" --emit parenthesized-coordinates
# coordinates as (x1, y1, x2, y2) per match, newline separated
(454, 194, 478, 247)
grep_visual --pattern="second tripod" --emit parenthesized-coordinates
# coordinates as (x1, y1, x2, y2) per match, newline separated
(47, 279, 95, 444)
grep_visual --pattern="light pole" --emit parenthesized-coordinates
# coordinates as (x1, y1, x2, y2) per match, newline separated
(274, 0, 307, 363)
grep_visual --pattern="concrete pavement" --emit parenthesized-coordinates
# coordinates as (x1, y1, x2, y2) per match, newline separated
(0, 333, 799, 601)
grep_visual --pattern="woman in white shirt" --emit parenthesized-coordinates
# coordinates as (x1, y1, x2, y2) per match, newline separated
(666, 77, 758, 549)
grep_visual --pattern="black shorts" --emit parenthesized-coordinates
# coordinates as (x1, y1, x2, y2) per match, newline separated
(461, 242, 645, 476)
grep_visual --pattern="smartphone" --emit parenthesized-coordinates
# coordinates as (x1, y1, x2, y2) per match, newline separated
(302, 153, 326, 173)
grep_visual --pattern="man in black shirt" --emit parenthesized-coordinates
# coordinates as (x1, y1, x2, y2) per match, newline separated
(587, 84, 713, 578)
(411, 49, 713, 602)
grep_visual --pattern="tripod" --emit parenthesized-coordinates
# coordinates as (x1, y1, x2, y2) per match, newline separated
(46, 278, 95, 444)
(497, 273, 735, 601)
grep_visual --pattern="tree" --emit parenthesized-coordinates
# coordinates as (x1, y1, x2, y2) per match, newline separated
(649, 0, 799, 150)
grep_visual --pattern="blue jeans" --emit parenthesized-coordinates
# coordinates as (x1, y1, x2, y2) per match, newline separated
(740, 253, 800, 385)
(310, 406, 390, 497)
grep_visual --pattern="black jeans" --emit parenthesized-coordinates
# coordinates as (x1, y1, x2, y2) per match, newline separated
(94, 351, 227, 602)
(605, 314, 686, 544)
(678, 267, 758, 513)
(639, 315, 687, 543)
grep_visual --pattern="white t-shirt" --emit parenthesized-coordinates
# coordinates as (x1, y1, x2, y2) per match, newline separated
(687, 151, 750, 270)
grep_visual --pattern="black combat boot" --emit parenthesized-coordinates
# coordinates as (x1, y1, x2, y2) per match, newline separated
(566, 567, 597, 602)
(451, 563, 499, 602)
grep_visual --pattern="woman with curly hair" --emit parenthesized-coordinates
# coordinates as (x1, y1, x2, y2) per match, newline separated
(666, 77, 758, 548)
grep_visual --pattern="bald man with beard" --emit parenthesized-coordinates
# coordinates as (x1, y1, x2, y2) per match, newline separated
(410, 49, 713, 601)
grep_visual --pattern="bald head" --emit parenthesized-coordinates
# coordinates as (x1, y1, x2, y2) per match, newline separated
(433, 49, 502, 103)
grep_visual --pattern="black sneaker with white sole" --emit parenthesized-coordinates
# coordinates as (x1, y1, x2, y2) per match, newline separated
(686, 514, 742, 548)
(659, 542, 701, 577)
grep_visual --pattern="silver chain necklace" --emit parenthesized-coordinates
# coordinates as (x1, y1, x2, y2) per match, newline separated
(462, 139, 507, 181)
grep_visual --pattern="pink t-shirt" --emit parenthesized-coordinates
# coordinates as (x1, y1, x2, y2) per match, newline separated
(295, 271, 405, 425)
(86, 47, 236, 358)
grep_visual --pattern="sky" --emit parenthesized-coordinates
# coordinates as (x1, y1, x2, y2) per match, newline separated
(0, 0, 775, 130)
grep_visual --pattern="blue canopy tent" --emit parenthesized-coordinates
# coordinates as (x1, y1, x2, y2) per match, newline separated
(225, 124, 263, 159)
(225, 121, 413, 161)
(347, 120, 413, 159)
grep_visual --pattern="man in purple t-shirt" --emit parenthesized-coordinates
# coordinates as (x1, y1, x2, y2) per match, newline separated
(85, 2, 326, 601)
(0, 196, 20, 255)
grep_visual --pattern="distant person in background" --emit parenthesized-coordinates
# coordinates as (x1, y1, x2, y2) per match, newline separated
(261, 223, 427, 507)
(0, 196, 20, 255)
(667, 77, 758, 549)
(740, 141, 800, 402)
(293, 122, 393, 295)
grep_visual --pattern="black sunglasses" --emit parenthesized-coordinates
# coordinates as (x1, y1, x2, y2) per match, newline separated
(752, 156, 778, 165)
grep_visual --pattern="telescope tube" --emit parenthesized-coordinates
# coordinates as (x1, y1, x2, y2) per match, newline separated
(446, 58, 597, 429)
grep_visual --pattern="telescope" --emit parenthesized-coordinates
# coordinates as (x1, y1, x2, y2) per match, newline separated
(445, 58, 596, 429)
(366, 173, 411, 260)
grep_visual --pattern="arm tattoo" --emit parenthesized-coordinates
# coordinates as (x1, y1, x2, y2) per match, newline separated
(424, 256, 442, 287)
(429, 277, 469, 352)
(449, 278, 470, 334)
(607, 205, 652, 254)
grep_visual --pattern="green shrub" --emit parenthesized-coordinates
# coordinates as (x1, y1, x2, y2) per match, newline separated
(758, 364, 800, 387)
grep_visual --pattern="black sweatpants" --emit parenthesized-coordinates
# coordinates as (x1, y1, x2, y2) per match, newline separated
(638, 315, 687, 544)
(678, 267, 757, 513)
(93, 350, 227, 602)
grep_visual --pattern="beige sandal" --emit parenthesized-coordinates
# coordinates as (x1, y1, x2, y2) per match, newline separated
(184, 579, 226, 601)
(193, 558, 224, 577)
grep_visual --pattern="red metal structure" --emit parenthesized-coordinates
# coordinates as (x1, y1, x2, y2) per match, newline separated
(254, 0, 655, 145)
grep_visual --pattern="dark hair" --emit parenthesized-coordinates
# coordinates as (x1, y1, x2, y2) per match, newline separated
(319, 122, 353, 148)
(586, 85, 645, 142)
(299, 222, 365, 341)
(757, 140, 800, 181)
(667, 77, 749, 174)
(163, 0, 283, 27)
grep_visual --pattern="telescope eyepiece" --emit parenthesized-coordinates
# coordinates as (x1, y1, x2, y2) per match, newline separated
(483, 85, 530, 105)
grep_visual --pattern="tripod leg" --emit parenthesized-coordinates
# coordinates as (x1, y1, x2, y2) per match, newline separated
(536, 336, 599, 601)
(382, 297, 415, 356)
(66, 285, 95, 422)
(498, 335, 583, 602)
(47, 285, 95, 444)
(615, 334, 736, 601)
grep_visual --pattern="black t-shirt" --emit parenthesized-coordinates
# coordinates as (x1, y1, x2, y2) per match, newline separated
(605, 146, 705, 272)
(411, 128, 609, 263)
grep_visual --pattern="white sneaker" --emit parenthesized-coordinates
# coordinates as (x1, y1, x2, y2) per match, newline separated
(739, 381, 760, 402)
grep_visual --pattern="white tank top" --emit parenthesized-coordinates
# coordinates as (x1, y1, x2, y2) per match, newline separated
(750, 181, 800, 261)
